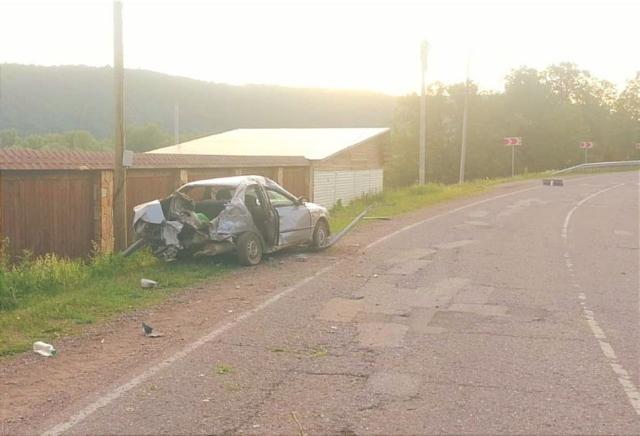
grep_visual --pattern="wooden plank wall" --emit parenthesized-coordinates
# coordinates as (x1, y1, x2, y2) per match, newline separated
(186, 168, 236, 183)
(125, 169, 178, 245)
(1, 171, 97, 259)
(282, 167, 310, 198)
(238, 167, 278, 179)
(312, 135, 386, 171)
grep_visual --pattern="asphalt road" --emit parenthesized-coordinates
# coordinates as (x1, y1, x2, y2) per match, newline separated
(45, 171, 639, 435)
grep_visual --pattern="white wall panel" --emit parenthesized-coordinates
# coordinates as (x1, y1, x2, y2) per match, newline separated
(313, 169, 384, 208)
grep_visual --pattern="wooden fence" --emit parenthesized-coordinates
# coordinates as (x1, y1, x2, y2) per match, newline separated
(0, 149, 310, 259)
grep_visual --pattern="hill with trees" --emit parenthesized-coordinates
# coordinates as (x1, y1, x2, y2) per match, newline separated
(0, 63, 394, 141)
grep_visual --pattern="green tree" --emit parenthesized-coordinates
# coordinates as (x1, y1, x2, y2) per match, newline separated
(0, 129, 18, 147)
(125, 123, 173, 152)
(617, 74, 640, 122)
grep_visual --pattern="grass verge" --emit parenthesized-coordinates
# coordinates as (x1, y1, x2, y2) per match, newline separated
(0, 249, 230, 357)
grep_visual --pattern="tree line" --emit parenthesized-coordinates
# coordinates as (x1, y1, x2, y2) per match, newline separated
(386, 63, 640, 186)
(0, 123, 176, 152)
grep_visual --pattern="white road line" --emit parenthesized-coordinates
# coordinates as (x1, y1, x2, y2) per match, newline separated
(561, 181, 640, 416)
(561, 184, 624, 240)
(581, 305, 640, 413)
(44, 181, 548, 435)
(366, 184, 542, 250)
(44, 264, 335, 436)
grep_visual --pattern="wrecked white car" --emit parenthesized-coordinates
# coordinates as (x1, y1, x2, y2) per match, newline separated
(125, 176, 331, 265)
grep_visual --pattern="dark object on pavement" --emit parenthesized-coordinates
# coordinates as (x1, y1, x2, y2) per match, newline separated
(142, 322, 164, 338)
(142, 322, 153, 336)
(542, 178, 564, 186)
(124, 176, 331, 265)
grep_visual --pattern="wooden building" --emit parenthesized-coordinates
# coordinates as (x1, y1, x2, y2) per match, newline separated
(151, 128, 390, 207)
(0, 129, 388, 259)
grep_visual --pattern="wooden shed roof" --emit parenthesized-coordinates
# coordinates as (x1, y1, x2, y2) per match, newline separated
(0, 148, 309, 171)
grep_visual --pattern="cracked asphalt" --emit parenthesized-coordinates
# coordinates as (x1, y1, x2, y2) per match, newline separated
(38, 172, 640, 434)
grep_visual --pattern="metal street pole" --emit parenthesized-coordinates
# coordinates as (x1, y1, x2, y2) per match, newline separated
(459, 54, 470, 184)
(174, 103, 180, 145)
(511, 144, 515, 177)
(584, 147, 588, 164)
(419, 41, 429, 185)
(113, 1, 127, 251)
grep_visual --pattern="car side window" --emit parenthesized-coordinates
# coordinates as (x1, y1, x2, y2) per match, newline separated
(245, 185, 263, 208)
(180, 186, 208, 201)
(266, 189, 295, 207)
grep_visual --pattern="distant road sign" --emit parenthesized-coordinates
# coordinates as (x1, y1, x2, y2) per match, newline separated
(636, 143, 640, 149)
(579, 141, 594, 149)
(503, 137, 522, 146)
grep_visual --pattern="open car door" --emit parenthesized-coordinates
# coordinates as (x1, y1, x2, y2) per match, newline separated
(244, 184, 279, 247)
(265, 187, 312, 245)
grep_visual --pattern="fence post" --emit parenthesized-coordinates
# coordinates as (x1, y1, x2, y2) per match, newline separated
(177, 169, 189, 188)
(277, 167, 284, 185)
(97, 170, 114, 253)
(308, 166, 314, 202)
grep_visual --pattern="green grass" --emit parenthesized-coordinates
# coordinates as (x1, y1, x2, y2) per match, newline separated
(329, 173, 548, 232)
(215, 363, 234, 375)
(0, 249, 230, 357)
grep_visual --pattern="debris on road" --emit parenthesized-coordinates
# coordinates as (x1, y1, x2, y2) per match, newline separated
(542, 178, 564, 186)
(363, 216, 392, 221)
(33, 341, 56, 357)
(294, 254, 308, 262)
(324, 204, 374, 248)
(141, 322, 164, 338)
(140, 278, 158, 288)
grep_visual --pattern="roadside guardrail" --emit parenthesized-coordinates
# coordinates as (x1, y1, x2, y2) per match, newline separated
(551, 160, 640, 175)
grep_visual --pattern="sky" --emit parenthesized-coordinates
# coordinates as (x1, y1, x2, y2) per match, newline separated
(1, 0, 638, 95)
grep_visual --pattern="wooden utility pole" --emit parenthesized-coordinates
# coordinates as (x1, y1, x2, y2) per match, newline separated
(418, 41, 429, 185)
(459, 54, 470, 184)
(113, 1, 127, 251)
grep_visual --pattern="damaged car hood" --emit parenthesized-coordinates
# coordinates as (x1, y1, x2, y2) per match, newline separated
(133, 200, 165, 224)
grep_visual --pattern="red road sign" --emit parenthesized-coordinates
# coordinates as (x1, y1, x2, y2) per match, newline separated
(503, 137, 522, 146)
(579, 141, 594, 149)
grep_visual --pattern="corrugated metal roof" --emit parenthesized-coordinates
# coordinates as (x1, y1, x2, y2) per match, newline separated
(0, 148, 308, 171)
(149, 128, 390, 160)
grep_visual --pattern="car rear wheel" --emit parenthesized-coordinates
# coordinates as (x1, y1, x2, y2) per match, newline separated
(311, 219, 329, 250)
(237, 232, 263, 266)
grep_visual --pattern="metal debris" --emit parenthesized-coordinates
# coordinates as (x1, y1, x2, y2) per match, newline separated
(142, 322, 164, 338)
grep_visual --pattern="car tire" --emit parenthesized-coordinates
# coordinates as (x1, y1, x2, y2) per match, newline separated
(237, 232, 263, 266)
(311, 219, 329, 250)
